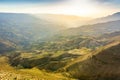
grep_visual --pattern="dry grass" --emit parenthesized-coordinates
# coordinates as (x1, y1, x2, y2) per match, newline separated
(0, 56, 75, 80)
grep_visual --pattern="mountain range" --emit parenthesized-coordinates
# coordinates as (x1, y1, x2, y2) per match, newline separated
(0, 12, 120, 80)
(0, 12, 120, 52)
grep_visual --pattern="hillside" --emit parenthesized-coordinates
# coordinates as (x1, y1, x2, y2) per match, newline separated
(0, 13, 91, 53)
(66, 42, 120, 80)
(0, 55, 75, 80)
(31, 35, 107, 52)
(1, 12, 120, 53)
(0, 13, 76, 53)
(59, 20, 120, 37)
(99, 31, 120, 39)
(57, 12, 120, 37)
(0, 13, 68, 40)
(0, 12, 120, 80)
(4, 35, 120, 80)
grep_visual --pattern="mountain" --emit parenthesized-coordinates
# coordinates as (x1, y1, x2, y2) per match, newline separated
(5, 31, 120, 80)
(0, 13, 75, 53)
(66, 42, 120, 80)
(0, 12, 120, 79)
(0, 13, 67, 40)
(59, 20, 120, 37)
(90, 12, 120, 24)
(0, 13, 91, 53)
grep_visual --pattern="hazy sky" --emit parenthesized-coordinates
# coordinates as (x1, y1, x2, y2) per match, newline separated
(0, 0, 120, 18)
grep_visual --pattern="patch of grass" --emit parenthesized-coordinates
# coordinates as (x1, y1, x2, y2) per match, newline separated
(19, 68, 75, 80)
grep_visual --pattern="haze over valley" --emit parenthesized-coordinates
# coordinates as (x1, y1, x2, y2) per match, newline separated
(0, 0, 120, 80)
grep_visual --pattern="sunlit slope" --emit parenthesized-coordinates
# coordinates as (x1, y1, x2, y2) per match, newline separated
(0, 56, 75, 80)
(1, 28, 120, 80)
(66, 42, 120, 80)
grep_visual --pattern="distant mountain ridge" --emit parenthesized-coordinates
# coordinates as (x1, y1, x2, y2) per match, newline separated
(59, 20, 120, 37)
(0, 12, 120, 53)
(90, 12, 120, 24)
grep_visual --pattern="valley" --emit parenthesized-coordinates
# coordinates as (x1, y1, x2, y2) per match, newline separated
(0, 12, 120, 80)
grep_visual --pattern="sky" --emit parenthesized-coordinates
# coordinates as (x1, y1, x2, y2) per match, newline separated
(0, 0, 120, 18)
